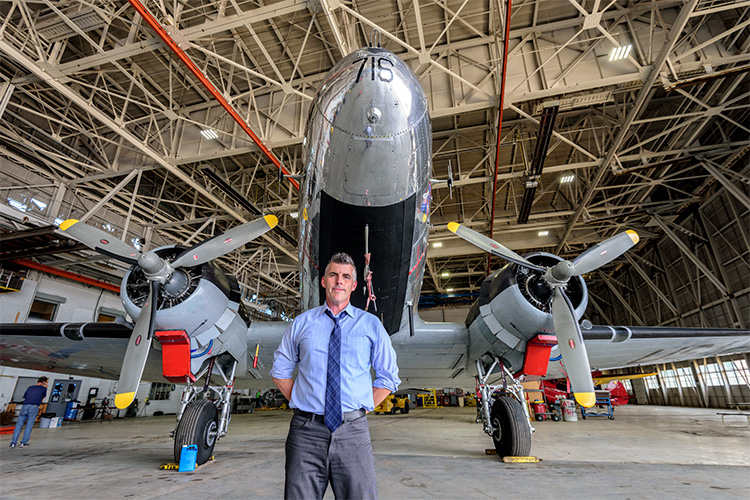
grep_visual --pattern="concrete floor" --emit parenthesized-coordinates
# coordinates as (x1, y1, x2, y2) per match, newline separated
(1, 405, 748, 499)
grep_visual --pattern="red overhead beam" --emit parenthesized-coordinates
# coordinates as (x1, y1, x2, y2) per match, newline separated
(127, 0, 299, 190)
(488, 0, 513, 273)
(11, 259, 121, 293)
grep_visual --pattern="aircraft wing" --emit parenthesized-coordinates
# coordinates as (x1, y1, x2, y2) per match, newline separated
(0, 320, 289, 390)
(0, 322, 147, 381)
(546, 325, 750, 378)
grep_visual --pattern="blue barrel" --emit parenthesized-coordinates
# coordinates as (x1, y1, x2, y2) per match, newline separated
(64, 402, 79, 420)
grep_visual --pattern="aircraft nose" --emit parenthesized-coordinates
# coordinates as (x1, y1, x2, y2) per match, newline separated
(313, 47, 430, 206)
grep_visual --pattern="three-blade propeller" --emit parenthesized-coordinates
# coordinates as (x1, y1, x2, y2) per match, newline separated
(60, 215, 278, 408)
(447, 222, 639, 407)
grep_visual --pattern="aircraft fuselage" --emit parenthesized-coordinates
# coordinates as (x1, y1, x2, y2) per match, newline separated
(298, 46, 432, 335)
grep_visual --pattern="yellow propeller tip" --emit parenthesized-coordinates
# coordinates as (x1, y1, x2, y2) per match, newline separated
(447, 222, 460, 233)
(59, 219, 79, 231)
(575, 392, 596, 408)
(626, 230, 639, 245)
(115, 392, 136, 409)
(264, 214, 278, 228)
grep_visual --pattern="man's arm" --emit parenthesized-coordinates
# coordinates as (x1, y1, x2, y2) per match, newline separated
(372, 387, 391, 408)
(273, 377, 294, 402)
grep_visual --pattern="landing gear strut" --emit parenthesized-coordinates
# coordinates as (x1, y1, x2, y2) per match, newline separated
(476, 357, 533, 457)
(171, 356, 237, 465)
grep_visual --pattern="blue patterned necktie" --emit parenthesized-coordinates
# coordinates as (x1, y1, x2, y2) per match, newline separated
(324, 310, 343, 432)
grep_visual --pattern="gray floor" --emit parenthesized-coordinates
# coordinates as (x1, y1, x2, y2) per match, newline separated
(1, 405, 748, 499)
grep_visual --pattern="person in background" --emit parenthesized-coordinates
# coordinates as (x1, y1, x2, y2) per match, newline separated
(9, 376, 48, 448)
(271, 252, 400, 500)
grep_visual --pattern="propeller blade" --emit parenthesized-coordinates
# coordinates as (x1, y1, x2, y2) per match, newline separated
(114, 281, 158, 409)
(60, 219, 140, 264)
(171, 215, 279, 268)
(447, 222, 544, 271)
(571, 230, 639, 275)
(550, 287, 596, 408)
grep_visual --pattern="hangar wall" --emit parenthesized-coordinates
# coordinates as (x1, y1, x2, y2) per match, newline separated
(590, 183, 750, 332)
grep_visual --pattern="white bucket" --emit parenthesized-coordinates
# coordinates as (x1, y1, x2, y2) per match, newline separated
(562, 399, 578, 422)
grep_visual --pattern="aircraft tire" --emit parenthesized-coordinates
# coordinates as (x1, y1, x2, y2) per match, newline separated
(173, 399, 219, 465)
(490, 396, 531, 458)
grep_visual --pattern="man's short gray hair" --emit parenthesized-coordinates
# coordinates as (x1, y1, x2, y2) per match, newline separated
(325, 252, 357, 282)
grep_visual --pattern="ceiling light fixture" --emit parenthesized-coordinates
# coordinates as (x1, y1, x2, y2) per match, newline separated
(289, 211, 298, 219)
(446, 288, 454, 292)
(560, 173, 575, 184)
(609, 45, 632, 62)
(538, 230, 549, 237)
(201, 129, 219, 140)
(432, 242, 443, 248)
(441, 272, 450, 277)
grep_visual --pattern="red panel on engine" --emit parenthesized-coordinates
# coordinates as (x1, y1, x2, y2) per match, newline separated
(519, 334, 558, 377)
(154, 330, 195, 384)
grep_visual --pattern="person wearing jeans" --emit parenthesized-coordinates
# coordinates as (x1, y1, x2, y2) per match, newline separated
(10, 376, 48, 448)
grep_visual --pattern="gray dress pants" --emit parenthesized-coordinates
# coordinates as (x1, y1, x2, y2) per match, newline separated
(284, 413, 377, 500)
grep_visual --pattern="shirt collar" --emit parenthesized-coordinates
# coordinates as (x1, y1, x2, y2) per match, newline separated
(322, 302, 355, 320)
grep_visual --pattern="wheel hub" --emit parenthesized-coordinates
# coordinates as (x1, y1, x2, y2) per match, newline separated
(492, 416, 502, 441)
(204, 420, 218, 447)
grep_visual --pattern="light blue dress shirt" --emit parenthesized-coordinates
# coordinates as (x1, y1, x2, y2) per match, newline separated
(270, 302, 401, 414)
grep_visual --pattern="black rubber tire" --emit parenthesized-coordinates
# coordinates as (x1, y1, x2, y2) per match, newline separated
(490, 397, 532, 458)
(174, 399, 219, 465)
(608, 415, 614, 420)
(552, 414, 560, 422)
(535, 414, 543, 421)
(390, 405, 397, 415)
(403, 403, 410, 414)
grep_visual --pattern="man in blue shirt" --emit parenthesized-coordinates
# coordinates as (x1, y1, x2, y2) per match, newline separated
(271, 253, 400, 500)
(10, 376, 48, 448)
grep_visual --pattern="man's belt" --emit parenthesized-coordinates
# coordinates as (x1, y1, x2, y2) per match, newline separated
(293, 408, 366, 423)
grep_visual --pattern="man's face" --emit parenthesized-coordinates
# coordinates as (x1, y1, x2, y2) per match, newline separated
(321, 262, 357, 308)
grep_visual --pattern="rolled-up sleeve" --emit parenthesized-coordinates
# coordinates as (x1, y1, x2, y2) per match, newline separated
(370, 321, 400, 392)
(270, 323, 298, 379)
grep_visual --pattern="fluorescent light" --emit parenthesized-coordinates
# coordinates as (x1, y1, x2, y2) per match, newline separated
(8, 198, 28, 212)
(441, 272, 450, 277)
(609, 44, 632, 62)
(31, 198, 47, 211)
(289, 211, 298, 219)
(446, 288, 454, 292)
(538, 230, 549, 237)
(201, 129, 219, 140)
(560, 174, 575, 184)
(432, 242, 443, 248)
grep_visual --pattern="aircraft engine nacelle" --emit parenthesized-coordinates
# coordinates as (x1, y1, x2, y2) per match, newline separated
(467, 252, 588, 369)
(121, 245, 237, 348)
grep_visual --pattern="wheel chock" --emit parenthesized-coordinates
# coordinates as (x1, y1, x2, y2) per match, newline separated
(502, 456, 541, 463)
(485, 449, 496, 455)
(160, 463, 179, 470)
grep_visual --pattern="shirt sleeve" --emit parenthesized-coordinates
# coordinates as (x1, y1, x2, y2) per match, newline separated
(370, 320, 401, 392)
(270, 322, 298, 379)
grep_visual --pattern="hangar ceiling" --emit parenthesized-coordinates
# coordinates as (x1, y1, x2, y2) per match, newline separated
(0, 0, 748, 320)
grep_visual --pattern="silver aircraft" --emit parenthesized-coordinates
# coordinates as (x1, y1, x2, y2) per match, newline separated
(1, 42, 748, 465)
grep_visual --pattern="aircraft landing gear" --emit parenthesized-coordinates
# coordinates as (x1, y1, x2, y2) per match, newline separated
(476, 357, 533, 458)
(174, 399, 218, 465)
(172, 356, 237, 465)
